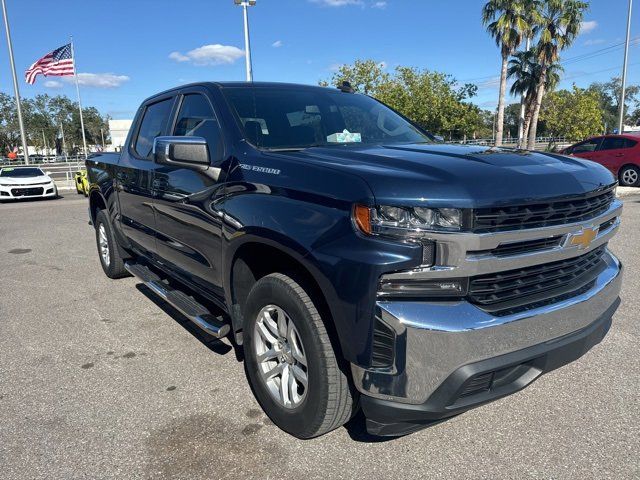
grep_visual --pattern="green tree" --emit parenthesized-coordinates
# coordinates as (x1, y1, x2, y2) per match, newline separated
(482, 0, 532, 146)
(321, 59, 390, 95)
(527, 0, 588, 149)
(508, 50, 562, 145)
(587, 77, 640, 131)
(541, 85, 603, 142)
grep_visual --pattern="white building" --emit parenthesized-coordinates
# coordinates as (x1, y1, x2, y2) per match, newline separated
(108, 119, 134, 151)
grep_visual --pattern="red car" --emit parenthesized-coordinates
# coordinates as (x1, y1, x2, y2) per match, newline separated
(562, 134, 640, 186)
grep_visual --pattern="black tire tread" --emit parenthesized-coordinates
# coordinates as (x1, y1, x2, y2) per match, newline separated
(95, 209, 129, 279)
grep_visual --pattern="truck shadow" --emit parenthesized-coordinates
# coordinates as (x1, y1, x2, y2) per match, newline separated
(135, 283, 241, 360)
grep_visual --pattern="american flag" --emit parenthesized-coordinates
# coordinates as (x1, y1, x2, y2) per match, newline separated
(25, 43, 75, 85)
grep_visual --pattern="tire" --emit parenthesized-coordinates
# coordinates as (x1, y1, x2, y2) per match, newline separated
(619, 165, 640, 187)
(243, 273, 357, 439)
(94, 209, 129, 279)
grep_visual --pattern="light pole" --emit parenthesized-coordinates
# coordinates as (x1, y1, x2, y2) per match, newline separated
(618, 0, 633, 134)
(1, 0, 29, 164)
(234, 0, 255, 82)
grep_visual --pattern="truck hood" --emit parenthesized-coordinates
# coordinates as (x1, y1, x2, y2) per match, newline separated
(0, 175, 52, 185)
(282, 143, 616, 208)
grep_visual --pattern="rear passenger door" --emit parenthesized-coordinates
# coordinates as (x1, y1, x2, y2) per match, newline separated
(596, 136, 637, 174)
(152, 89, 226, 298)
(117, 96, 175, 256)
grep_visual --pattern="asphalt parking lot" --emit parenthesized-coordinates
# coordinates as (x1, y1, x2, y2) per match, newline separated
(1, 194, 638, 480)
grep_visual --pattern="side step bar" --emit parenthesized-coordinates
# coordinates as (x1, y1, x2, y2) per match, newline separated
(125, 262, 230, 339)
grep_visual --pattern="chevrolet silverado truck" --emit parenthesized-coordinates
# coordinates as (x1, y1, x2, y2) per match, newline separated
(86, 82, 623, 438)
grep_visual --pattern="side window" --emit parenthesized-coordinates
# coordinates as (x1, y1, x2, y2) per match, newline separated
(133, 98, 174, 159)
(600, 137, 637, 151)
(173, 94, 222, 159)
(573, 137, 602, 153)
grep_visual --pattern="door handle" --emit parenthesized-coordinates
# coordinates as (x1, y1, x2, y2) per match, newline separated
(614, 153, 624, 157)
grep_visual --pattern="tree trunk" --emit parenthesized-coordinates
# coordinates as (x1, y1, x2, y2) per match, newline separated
(495, 53, 509, 147)
(527, 65, 548, 150)
(521, 94, 534, 148)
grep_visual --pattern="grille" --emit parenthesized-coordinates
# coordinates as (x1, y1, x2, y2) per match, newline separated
(468, 246, 606, 315)
(11, 187, 44, 197)
(473, 187, 615, 232)
(473, 235, 564, 257)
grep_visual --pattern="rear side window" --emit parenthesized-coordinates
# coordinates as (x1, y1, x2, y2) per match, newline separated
(133, 98, 173, 159)
(173, 94, 222, 158)
(600, 137, 637, 151)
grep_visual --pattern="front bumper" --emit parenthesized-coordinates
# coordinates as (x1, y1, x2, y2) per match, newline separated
(352, 250, 622, 436)
(0, 183, 57, 200)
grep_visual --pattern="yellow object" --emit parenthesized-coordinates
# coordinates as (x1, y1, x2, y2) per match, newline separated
(74, 170, 90, 197)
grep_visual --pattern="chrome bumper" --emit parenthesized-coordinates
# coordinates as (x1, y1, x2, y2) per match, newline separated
(352, 249, 622, 405)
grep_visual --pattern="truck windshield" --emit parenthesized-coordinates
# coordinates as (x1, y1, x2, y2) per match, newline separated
(222, 86, 433, 150)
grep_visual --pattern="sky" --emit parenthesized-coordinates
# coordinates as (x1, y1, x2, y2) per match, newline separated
(0, 0, 637, 120)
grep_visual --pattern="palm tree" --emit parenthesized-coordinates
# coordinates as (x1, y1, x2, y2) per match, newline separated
(526, 0, 588, 149)
(482, 0, 530, 147)
(508, 50, 562, 147)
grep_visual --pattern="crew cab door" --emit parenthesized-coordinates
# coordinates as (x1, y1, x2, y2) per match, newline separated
(117, 95, 175, 256)
(152, 89, 226, 298)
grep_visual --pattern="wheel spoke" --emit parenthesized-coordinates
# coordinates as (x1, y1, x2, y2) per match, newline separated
(288, 366, 300, 404)
(290, 331, 306, 367)
(256, 321, 277, 345)
(262, 310, 279, 338)
(257, 348, 278, 363)
(276, 307, 288, 338)
(261, 362, 284, 382)
(291, 365, 308, 389)
(280, 364, 291, 406)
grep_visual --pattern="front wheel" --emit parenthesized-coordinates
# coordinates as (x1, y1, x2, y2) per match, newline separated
(94, 209, 129, 279)
(619, 165, 640, 187)
(243, 273, 357, 439)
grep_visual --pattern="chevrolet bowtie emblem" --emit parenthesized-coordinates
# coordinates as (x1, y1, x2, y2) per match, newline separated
(567, 226, 598, 250)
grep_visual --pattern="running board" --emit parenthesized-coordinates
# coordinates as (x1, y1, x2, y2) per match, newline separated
(125, 262, 230, 339)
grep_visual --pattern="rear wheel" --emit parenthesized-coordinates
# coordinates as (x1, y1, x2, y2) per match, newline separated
(95, 209, 129, 279)
(619, 165, 640, 187)
(243, 273, 357, 439)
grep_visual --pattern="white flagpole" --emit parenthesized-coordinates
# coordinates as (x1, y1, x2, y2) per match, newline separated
(70, 37, 88, 160)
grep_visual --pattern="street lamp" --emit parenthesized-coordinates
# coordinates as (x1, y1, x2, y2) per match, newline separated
(234, 0, 256, 82)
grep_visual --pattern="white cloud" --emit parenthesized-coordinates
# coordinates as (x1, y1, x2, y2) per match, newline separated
(43, 80, 63, 89)
(311, 0, 363, 6)
(169, 44, 245, 66)
(477, 77, 501, 89)
(584, 38, 606, 46)
(372, 1, 387, 8)
(62, 73, 129, 88)
(580, 20, 598, 34)
(272, 40, 283, 48)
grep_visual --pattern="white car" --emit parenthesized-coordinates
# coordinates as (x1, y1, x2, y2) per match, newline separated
(0, 166, 58, 201)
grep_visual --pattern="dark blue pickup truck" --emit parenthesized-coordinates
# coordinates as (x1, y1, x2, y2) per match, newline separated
(87, 82, 623, 438)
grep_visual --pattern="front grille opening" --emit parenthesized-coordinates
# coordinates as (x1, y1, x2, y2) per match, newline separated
(473, 187, 615, 232)
(468, 246, 606, 316)
(471, 235, 564, 258)
(371, 317, 395, 369)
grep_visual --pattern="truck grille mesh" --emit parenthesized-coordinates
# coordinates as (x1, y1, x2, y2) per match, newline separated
(468, 246, 606, 315)
(473, 188, 615, 232)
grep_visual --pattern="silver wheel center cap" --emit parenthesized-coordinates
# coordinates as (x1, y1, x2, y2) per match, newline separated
(277, 341, 294, 364)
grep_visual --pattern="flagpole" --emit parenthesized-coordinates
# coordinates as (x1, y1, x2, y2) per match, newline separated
(70, 36, 88, 160)
(1, 0, 29, 165)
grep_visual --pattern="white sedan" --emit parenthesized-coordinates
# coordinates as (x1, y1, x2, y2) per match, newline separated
(0, 166, 58, 201)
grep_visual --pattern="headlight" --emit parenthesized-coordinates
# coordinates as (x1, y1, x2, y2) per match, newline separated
(353, 204, 463, 237)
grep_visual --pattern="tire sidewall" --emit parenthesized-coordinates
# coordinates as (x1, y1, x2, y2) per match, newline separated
(95, 211, 114, 276)
(243, 276, 331, 438)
